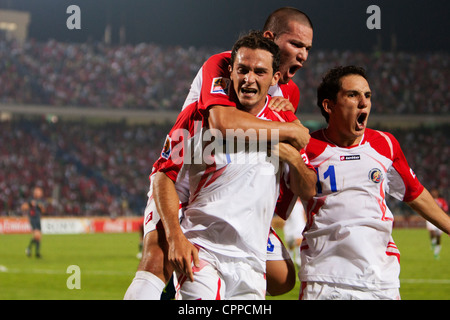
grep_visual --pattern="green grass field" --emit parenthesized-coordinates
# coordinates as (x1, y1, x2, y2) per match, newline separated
(0, 229, 449, 300)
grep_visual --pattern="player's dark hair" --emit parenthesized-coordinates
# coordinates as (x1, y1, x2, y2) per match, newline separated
(317, 66, 368, 123)
(230, 30, 281, 74)
(263, 7, 314, 37)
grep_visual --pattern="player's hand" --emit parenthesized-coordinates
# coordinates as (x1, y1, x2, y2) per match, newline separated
(268, 96, 295, 113)
(272, 142, 299, 164)
(167, 234, 200, 282)
(287, 120, 310, 150)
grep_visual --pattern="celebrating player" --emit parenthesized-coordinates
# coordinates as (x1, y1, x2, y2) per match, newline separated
(299, 66, 450, 300)
(153, 31, 315, 300)
(125, 7, 315, 299)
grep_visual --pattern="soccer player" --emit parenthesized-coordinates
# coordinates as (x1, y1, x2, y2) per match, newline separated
(125, 7, 314, 299)
(299, 66, 450, 300)
(24, 187, 45, 258)
(155, 31, 315, 300)
(426, 188, 448, 259)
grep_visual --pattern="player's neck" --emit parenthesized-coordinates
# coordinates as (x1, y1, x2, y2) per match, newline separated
(239, 96, 268, 116)
(323, 128, 364, 148)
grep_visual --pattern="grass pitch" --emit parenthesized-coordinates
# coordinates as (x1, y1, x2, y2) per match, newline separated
(0, 229, 448, 300)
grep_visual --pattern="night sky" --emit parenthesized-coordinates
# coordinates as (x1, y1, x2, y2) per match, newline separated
(1, 0, 449, 52)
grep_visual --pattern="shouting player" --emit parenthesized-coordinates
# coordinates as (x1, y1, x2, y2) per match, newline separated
(154, 31, 315, 300)
(299, 66, 450, 300)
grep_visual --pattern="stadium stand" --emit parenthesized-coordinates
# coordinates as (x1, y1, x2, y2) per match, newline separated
(0, 36, 448, 114)
(0, 37, 448, 218)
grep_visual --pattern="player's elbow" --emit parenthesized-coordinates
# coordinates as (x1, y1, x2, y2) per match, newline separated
(208, 105, 235, 135)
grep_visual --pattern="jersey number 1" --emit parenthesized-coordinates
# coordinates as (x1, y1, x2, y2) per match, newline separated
(316, 165, 337, 194)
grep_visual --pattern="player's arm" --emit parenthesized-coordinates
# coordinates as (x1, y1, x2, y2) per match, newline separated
(406, 188, 450, 235)
(275, 142, 317, 201)
(208, 106, 310, 150)
(153, 171, 199, 281)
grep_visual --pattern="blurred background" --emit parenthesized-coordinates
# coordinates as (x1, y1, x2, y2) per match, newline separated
(0, 0, 448, 222)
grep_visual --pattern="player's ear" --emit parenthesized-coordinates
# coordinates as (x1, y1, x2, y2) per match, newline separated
(322, 99, 333, 115)
(271, 71, 281, 86)
(263, 30, 275, 41)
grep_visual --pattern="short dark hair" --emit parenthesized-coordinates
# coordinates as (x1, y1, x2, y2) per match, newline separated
(263, 7, 313, 37)
(317, 66, 368, 123)
(230, 30, 280, 74)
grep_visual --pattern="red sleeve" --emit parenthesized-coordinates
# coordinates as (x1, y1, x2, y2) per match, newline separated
(388, 132, 424, 202)
(370, 130, 424, 202)
(198, 52, 236, 113)
(152, 102, 203, 182)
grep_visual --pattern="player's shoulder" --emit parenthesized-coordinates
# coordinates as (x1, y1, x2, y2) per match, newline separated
(364, 128, 401, 159)
(203, 51, 231, 69)
(304, 129, 329, 160)
(259, 96, 297, 122)
(280, 79, 300, 93)
(170, 102, 203, 134)
(279, 80, 300, 111)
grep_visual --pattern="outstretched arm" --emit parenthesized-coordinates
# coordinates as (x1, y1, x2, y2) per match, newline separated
(407, 188, 450, 234)
(153, 172, 200, 281)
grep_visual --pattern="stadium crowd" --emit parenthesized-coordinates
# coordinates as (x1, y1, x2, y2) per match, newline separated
(0, 37, 448, 114)
(0, 117, 448, 217)
(0, 35, 448, 217)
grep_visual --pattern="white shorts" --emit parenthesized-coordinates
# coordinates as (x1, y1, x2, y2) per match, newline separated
(175, 248, 266, 300)
(300, 282, 401, 300)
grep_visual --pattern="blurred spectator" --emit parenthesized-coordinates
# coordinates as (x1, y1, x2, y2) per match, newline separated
(0, 36, 448, 114)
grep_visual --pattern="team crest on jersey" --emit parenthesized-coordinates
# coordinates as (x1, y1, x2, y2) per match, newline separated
(368, 168, 383, 183)
(161, 135, 172, 159)
(211, 77, 231, 95)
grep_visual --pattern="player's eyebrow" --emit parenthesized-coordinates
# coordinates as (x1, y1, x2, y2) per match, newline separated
(236, 63, 269, 73)
(291, 39, 312, 51)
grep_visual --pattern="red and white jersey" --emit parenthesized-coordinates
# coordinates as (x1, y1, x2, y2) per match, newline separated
(153, 96, 305, 273)
(182, 51, 300, 112)
(300, 128, 424, 290)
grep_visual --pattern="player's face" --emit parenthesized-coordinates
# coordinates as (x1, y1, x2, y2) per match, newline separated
(229, 47, 281, 114)
(272, 21, 313, 84)
(325, 75, 371, 146)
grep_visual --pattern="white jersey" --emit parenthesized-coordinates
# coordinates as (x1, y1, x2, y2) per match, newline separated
(154, 97, 300, 273)
(301, 129, 424, 290)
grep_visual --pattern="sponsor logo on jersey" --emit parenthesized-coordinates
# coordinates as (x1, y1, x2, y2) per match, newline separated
(340, 155, 361, 161)
(161, 135, 172, 159)
(368, 168, 383, 183)
(211, 77, 231, 95)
